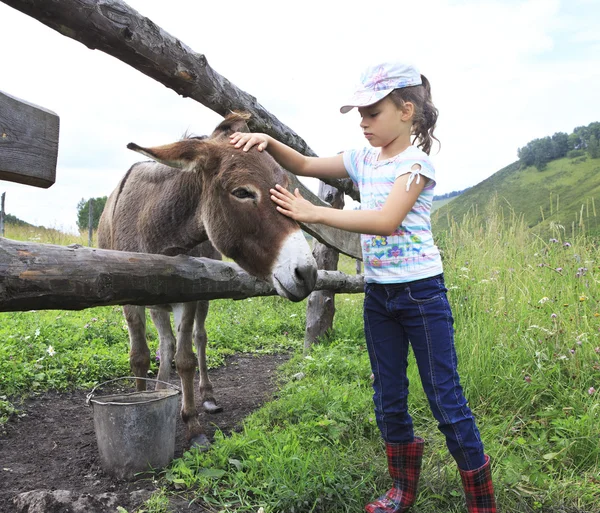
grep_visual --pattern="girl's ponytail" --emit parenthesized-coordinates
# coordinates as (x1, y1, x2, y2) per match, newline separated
(390, 75, 440, 155)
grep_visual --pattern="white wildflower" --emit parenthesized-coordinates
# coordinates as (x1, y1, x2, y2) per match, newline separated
(46, 346, 56, 357)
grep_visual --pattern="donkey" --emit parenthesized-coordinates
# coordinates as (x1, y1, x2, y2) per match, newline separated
(97, 112, 317, 447)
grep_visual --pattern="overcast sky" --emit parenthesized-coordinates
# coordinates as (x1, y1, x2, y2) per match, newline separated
(1, 0, 599, 234)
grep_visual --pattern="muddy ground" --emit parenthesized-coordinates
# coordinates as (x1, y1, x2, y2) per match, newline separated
(0, 353, 291, 513)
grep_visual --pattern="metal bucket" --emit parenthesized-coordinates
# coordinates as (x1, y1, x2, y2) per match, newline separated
(86, 377, 180, 480)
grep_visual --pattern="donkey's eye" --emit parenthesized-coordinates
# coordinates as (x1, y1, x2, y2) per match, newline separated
(231, 188, 256, 200)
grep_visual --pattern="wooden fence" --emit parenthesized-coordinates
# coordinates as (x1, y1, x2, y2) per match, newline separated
(0, 0, 365, 344)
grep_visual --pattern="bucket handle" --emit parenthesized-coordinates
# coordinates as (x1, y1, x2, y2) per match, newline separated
(86, 376, 181, 406)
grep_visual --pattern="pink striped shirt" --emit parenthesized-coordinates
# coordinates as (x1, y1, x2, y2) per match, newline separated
(343, 145, 443, 284)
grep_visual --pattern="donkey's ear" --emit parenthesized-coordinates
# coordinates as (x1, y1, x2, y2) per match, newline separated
(127, 139, 216, 172)
(210, 111, 251, 139)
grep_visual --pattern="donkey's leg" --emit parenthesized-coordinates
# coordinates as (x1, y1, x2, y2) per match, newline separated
(122, 304, 149, 391)
(173, 302, 208, 448)
(194, 300, 222, 413)
(149, 307, 176, 388)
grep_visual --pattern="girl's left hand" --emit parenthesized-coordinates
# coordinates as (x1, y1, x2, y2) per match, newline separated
(270, 185, 319, 223)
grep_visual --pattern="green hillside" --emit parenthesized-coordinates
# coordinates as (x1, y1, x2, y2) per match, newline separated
(432, 155, 600, 239)
(431, 196, 455, 212)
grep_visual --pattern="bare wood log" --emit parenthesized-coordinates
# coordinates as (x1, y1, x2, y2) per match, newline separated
(0, 238, 364, 312)
(0, 0, 362, 259)
(0, 90, 59, 188)
(87, 198, 94, 247)
(305, 181, 346, 350)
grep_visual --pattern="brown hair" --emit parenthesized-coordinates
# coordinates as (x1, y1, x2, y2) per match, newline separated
(389, 74, 439, 155)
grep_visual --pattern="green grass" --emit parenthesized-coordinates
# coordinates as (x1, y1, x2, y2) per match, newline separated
(1, 212, 599, 512)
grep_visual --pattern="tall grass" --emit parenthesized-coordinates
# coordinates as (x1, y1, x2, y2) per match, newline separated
(1, 205, 599, 511)
(141, 202, 599, 512)
(3, 222, 97, 247)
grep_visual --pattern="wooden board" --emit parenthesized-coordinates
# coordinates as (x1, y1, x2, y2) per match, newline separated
(0, 90, 59, 188)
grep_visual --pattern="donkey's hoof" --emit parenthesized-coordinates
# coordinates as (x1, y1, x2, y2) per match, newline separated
(203, 400, 223, 414)
(190, 433, 210, 451)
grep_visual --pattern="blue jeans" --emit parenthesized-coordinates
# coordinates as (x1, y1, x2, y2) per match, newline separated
(363, 275, 486, 471)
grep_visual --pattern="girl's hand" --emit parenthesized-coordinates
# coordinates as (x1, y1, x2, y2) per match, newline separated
(270, 184, 319, 223)
(229, 132, 270, 152)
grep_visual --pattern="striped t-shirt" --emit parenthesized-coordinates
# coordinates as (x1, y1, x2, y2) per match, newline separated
(343, 145, 443, 284)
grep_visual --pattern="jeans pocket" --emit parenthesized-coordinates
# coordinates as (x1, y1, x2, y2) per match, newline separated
(407, 279, 442, 304)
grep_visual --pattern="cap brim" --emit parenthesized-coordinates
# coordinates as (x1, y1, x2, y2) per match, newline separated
(339, 89, 394, 114)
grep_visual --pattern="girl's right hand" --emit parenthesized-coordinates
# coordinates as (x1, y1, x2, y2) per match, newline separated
(229, 132, 270, 152)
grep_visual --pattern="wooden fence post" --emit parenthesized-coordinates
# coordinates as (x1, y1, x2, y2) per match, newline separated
(304, 181, 346, 351)
(88, 198, 94, 247)
(0, 192, 5, 236)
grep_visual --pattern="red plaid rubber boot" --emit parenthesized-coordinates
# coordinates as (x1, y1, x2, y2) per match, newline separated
(365, 437, 425, 513)
(458, 455, 497, 512)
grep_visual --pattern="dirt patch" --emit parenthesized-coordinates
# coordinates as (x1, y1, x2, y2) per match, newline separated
(0, 353, 291, 513)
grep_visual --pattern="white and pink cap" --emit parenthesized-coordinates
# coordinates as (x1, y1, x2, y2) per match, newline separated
(340, 62, 422, 114)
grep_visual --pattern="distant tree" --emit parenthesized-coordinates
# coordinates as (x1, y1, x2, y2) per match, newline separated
(4, 213, 31, 227)
(568, 132, 583, 151)
(76, 196, 107, 231)
(589, 134, 600, 159)
(433, 188, 469, 201)
(517, 144, 535, 167)
(534, 137, 554, 171)
(551, 132, 569, 159)
(588, 122, 600, 142)
(573, 125, 590, 146)
(517, 122, 599, 169)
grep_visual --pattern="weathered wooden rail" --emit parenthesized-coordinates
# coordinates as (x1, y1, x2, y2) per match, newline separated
(0, 238, 364, 312)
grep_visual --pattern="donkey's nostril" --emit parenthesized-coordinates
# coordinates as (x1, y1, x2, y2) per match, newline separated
(295, 263, 318, 290)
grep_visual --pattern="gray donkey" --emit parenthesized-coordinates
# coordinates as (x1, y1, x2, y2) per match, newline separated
(98, 112, 317, 447)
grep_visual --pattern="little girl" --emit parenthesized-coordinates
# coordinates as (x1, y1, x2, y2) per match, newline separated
(230, 62, 497, 513)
